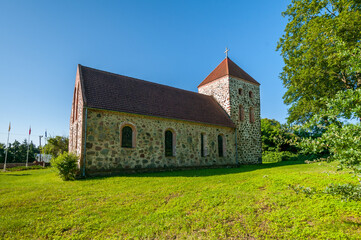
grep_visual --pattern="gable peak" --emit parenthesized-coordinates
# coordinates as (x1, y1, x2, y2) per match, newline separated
(198, 57, 260, 88)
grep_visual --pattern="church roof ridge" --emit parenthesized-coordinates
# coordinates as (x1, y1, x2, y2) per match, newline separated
(78, 64, 235, 128)
(79, 64, 216, 98)
(198, 57, 260, 88)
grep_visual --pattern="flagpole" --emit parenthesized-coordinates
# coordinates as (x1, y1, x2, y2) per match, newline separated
(3, 122, 11, 171)
(44, 130, 47, 167)
(26, 126, 31, 168)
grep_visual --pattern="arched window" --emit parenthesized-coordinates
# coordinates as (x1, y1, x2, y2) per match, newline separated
(121, 126, 133, 148)
(238, 88, 243, 95)
(249, 107, 255, 123)
(249, 91, 253, 98)
(120, 123, 136, 148)
(165, 130, 175, 157)
(239, 105, 244, 121)
(218, 135, 224, 157)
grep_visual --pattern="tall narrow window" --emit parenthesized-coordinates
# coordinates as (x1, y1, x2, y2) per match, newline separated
(239, 105, 244, 121)
(72, 87, 76, 123)
(201, 133, 205, 157)
(122, 126, 133, 148)
(75, 86, 79, 120)
(218, 135, 224, 157)
(238, 88, 243, 95)
(165, 130, 174, 157)
(75, 123, 78, 151)
(249, 91, 253, 98)
(249, 107, 255, 123)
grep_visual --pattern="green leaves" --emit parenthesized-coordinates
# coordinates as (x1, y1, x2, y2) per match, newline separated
(51, 152, 78, 181)
(261, 118, 298, 153)
(298, 89, 361, 176)
(278, 0, 361, 123)
(43, 136, 69, 159)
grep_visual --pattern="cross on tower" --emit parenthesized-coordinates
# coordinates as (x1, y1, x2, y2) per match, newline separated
(225, 48, 229, 58)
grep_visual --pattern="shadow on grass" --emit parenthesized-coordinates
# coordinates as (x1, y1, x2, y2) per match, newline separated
(3, 173, 31, 176)
(82, 160, 306, 180)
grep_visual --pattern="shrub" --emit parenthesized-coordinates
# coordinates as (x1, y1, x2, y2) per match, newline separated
(262, 151, 327, 163)
(262, 151, 297, 163)
(325, 183, 361, 201)
(51, 152, 79, 181)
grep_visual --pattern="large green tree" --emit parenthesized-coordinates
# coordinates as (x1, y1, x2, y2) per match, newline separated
(0, 143, 5, 163)
(261, 118, 298, 152)
(277, 0, 361, 123)
(0, 140, 39, 163)
(299, 88, 361, 175)
(43, 136, 69, 158)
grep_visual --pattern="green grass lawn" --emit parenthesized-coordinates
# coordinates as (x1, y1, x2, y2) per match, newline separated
(1, 161, 361, 239)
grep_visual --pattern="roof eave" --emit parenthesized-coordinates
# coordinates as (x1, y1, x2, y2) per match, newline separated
(86, 106, 236, 129)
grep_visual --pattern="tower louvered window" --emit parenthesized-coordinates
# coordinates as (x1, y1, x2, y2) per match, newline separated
(239, 105, 244, 121)
(249, 107, 255, 123)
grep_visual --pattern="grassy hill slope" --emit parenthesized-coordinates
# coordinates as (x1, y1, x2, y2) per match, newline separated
(1, 161, 360, 239)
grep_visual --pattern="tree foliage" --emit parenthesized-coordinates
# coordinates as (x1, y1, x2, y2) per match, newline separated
(277, 0, 361, 123)
(0, 140, 39, 163)
(261, 118, 298, 152)
(298, 89, 361, 178)
(43, 136, 69, 159)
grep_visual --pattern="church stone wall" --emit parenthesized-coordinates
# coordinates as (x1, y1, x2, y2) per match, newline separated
(198, 76, 231, 115)
(83, 109, 237, 175)
(229, 77, 262, 164)
(198, 76, 262, 164)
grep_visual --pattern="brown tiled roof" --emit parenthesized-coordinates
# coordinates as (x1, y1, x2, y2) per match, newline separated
(198, 57, 260, 87)
(79, 65, 235, 128)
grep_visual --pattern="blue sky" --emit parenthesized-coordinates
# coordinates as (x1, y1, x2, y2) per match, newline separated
(0, 0, 290, 145)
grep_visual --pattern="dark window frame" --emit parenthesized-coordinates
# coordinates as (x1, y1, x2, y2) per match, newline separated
(165, 130, 174, 157)
(201, 133, 205, 157)
(218, 135, 224, 157)
(121, 126, 133, 148)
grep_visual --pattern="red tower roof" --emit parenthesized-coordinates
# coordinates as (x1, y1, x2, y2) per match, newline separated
(198, 57, 260, 88)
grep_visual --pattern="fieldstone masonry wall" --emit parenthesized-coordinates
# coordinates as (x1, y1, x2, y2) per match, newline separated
(199, 75, 262, 164)
(84, 109, 237, 175)
(229, 77, 262, 164)
(198, 76, 231, 115)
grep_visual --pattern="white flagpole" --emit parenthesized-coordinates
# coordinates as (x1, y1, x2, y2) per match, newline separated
(3, 122, 11, 171)
(26, 126, 31, 168)
(44, 130, 47, 166)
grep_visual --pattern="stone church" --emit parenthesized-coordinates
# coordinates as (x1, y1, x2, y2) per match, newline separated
(69, 56, 262, 176)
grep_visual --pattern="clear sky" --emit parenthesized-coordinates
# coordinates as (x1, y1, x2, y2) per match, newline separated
(0, 0, 290, 145)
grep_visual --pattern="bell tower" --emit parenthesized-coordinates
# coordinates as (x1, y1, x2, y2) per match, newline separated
(198, 56, 262, 164)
